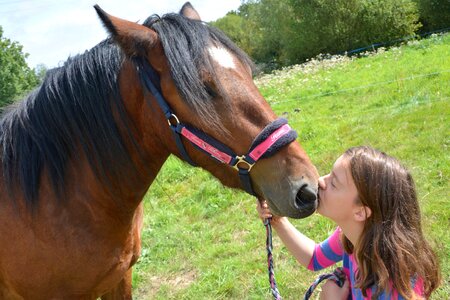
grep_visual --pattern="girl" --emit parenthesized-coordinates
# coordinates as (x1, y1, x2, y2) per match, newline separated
(256, 146, 440, 299)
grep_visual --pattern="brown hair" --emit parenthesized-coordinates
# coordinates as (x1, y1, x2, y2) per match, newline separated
(341, 146, 440, 299)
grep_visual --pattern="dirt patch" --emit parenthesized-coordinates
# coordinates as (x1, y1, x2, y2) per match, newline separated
(232, 229, 249, 243)
(135, 269, 197, 298)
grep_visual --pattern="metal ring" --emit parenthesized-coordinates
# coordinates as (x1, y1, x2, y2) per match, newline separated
(167, 114, 180, 127)
(232, 155, 255, 172)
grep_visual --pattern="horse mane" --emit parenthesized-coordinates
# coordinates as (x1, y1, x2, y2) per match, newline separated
(0, 13, 254, 208)
(0, 39, 137, 207)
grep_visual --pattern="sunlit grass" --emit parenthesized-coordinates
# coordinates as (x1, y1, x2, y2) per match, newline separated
(133, 34, 449, 299)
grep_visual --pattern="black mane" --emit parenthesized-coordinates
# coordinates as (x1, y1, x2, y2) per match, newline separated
(0, 39, 136, 206)
(0, 12, 254, 207)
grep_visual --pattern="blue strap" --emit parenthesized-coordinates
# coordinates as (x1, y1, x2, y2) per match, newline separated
(136, 58, 197, 165)
(135, 58, 172, 119)
(239, 168, 256, 196)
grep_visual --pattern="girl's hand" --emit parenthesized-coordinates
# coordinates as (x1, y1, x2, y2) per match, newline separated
(255, 199, 284, 225)
(319, 277, 350, 300)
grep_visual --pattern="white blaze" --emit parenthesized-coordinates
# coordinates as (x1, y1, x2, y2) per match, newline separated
(208, 46, 236, 69)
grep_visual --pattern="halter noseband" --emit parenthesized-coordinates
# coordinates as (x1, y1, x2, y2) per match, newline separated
(135, 58, 297, 196)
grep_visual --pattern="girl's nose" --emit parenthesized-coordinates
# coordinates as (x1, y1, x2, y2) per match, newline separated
(318, 176, 327, 190)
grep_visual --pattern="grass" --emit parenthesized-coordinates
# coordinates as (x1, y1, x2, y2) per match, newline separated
(132, 33, 450, 299)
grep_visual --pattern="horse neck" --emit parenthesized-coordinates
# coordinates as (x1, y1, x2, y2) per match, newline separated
(108, 60, 172, 207)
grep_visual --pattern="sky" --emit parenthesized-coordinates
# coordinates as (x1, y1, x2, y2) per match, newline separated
(0, 0, 242, 69)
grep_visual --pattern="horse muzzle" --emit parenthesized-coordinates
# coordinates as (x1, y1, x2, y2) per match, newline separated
(293, 183, 318, 218)
(261, 178, 318, 219)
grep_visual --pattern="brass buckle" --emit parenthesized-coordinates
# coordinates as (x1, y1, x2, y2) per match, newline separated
(167, 113, 180, 127)
(233, 155, 254, 172)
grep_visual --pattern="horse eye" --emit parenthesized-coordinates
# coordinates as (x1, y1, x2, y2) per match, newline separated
(204, 84, 218, 99)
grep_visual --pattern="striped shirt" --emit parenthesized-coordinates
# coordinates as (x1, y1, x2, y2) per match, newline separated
(307, 227, 424, 299)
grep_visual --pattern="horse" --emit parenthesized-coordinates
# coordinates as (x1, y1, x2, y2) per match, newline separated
(0, 3, 318, 299)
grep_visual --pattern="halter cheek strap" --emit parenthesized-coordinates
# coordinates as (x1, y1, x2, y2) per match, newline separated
(135, 57, 297, 196)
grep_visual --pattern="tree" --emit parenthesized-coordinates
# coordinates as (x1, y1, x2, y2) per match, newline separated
(213, 0, 295, 70)
(34, 63, 48, 83)
(286, 0, 420, 63)
(415, 0, 450, 32)
(210, 12, 254, 55)
(210, 5, 266, 67)
(0, 26, 38, 107)
(222, 0, 421, 69)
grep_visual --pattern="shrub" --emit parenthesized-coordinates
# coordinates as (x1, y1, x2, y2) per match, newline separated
(0, 26, 38, 107)
(217, 0, 421, 68)
(414, 0, 450, 32)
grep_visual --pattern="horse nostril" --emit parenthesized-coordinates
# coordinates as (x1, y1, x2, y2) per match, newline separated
(295, 184, 317, 209)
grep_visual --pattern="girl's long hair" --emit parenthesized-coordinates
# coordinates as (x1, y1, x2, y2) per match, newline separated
(341, 146, 440, 299)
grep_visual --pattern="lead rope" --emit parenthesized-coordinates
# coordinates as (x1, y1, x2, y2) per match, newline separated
(264, 218, 282, 300)
(263, 218, 346, 300)
(303, 267, 346, 300)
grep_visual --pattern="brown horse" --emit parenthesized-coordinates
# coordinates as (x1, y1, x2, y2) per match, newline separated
(0, 3, 318, 299)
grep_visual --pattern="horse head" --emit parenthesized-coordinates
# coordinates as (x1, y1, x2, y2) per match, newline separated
(94, 3, 319, 218)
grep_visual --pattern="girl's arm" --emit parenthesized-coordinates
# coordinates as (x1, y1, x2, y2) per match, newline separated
(270, 217, 316, 268)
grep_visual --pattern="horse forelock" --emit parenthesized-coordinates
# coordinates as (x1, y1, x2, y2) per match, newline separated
(0, 39, 140, 208)
(143, 13, 255, 132)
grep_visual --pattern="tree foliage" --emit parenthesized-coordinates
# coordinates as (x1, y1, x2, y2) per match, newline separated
(288, 0, 420, 61)
(213, 0, 422, 69)
(415, 0, 450, 32)
(210, 3, 265, 64)
(0, 26, 38, 107)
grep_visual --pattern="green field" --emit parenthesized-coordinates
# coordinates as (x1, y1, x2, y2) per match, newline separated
(133, 34, 450, 299)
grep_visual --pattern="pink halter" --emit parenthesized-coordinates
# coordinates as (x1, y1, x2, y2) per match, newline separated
(136, 58, 297, 195)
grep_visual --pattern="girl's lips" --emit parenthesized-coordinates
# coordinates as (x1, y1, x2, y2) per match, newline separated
(317, 190, 323, 206)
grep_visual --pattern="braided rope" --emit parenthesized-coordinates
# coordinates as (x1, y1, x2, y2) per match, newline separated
(264, 218, 282, 300)
(303, 267, 346, 300)
(263, 217, 346, 300)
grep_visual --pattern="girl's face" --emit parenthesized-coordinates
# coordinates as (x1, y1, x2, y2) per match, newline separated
(317, 155, 360, 224)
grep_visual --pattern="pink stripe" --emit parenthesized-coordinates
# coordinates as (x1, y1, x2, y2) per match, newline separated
(180, 127, 233, 164)
(307, 258, 315, 271)
(413, 276, 424, 297)
(314, 244, 338, 267)
(366, 287, 373, 300)
(248, 124, 292, 161)
(392, 287, 399, 300)
(327, 228, 344, 256)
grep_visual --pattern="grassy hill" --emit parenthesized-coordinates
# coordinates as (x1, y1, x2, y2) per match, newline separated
(133, 33, 450, 299)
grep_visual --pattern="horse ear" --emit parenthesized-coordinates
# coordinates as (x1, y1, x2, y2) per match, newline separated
(94, 5, 158, 57)
(179, 2, 202, 21)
